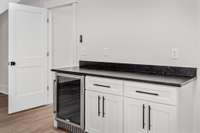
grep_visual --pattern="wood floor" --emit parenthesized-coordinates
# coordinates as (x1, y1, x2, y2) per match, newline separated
(0, 93, 66, 133)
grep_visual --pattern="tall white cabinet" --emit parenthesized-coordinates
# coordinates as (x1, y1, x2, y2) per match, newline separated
(85, 76, 195, 133)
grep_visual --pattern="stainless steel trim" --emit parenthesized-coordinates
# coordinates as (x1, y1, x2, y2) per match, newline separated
(55, 117, 81, 129)
(53, 75, 57, 113)
(57, 73, 84, 80)
(54, 73, 85, 130)
(80, 75, 85, 130)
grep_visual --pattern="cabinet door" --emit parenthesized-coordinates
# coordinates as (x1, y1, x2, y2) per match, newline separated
(148, 103, 177, 133)
(103, 94, 123, 133)
(124, 98, 147, 133)
(85, 91, 103, 133)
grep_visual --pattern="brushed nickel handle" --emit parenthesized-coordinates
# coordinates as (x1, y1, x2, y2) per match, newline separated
(136, 91, 159, 96)
(93, 84, 111, 88)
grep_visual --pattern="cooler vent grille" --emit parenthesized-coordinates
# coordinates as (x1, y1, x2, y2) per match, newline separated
(65, 122, 84, 133)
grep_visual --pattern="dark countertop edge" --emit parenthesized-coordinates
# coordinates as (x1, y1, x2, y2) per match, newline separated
(180, 77, 197, 86)
(51, 69, 196, 87)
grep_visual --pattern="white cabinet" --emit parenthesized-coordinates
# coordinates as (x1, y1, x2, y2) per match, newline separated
(85, 76, 194, 133)
(85, 91, 103, 133)
(85, 76, 123, 133)
(124, 98, 177, 133)
(86, 76, 123, 96)
(85, 90, 123, 133)
(103, 93, 123, 133)
(124, 98, 147, 133)
(149, 102, 177, 133)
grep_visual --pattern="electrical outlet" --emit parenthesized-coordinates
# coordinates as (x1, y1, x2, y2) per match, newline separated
(171, 48, 179, 60)
(103, 48, 110, 57)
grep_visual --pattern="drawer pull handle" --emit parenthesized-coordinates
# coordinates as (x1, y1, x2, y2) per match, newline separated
(136, 91, 159, 96)
(93, 84, 111, 88)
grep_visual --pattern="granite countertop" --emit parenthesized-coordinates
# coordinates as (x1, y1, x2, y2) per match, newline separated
(52, 67, 196, 87)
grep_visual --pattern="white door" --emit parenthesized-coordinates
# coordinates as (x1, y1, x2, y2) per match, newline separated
(124, 98, 147, 133)
(8, 3, 48, 114)
(103, 94, 123, 133)
(148, 103, 177, 133)
(85, 90, 103, 133)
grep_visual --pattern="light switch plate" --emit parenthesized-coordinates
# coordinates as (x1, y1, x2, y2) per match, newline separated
(103, 48, 110, 57)
(171, 48, 179, 60)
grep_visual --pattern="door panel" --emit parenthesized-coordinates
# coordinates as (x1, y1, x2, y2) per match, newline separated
(85, 90, 103, 133)
(148, 103, 177, 133)
(124, 98, 147, 133)
(51, 4, 76, 68)
(103, 94, 123, 133)
(8, 3, 48, 114)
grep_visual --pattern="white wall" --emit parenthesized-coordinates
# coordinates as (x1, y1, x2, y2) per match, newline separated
(0, 11, 8, 94)
(78, 0, 198, 68)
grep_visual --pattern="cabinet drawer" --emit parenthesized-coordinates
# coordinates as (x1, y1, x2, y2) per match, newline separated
(86, 76, 123, 96)
(124, 81, 177, 105)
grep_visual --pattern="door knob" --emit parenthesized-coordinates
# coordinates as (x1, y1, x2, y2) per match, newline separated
(9, 61, 16, 66)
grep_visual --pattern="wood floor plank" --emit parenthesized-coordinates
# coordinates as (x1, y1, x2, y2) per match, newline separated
(0, 93, 66, 133)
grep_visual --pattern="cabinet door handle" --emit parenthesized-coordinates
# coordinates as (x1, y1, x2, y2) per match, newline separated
(80, 35, 83, 43)
(136, 91, 159, 96)
(98, 96, 101, 116)
(102, 96, 105, 118)
(143, 104, 145, 129)
(148, 105, 151, 131)
(93, 84, 111, 88)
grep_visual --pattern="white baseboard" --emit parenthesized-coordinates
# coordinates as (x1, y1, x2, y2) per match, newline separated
(0, 84, 8, 95)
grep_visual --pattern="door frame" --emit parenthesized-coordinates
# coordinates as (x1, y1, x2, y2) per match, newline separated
(46, 0, 78, 103)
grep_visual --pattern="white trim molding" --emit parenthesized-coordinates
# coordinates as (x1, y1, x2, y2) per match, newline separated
(0, 84, 8, 95)
(45, 0, 79, 9)
(0, 0, 21, 15)
(47, 1, 78, 103)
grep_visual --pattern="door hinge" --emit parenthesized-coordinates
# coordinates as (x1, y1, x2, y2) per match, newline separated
(47, 18, 49, 23)
(47, 86, 50, 91)
(46, 51, 50, 57)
